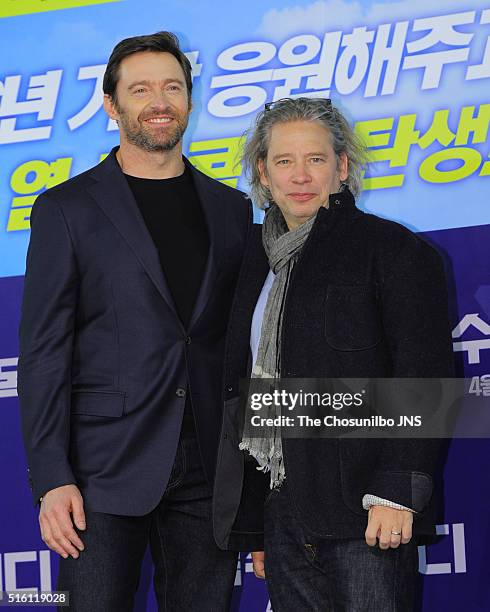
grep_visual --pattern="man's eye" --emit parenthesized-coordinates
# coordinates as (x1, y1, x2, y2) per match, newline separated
(310, 157, 324, 163)
(277, 159, 290, 165)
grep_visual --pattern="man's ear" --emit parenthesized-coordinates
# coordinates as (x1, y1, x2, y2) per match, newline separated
(338, 152, 348, 183)
(103, 94, 118, 121)
(258, 159, 269, 187)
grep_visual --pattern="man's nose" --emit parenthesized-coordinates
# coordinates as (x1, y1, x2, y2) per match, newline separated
(150, 90, 173, 108)
(291, 163, 312, 183)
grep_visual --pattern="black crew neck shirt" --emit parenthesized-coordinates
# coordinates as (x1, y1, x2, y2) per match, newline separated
(124, 167, 209, 330)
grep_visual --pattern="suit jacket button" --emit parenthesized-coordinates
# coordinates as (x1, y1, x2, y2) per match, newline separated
(185, 336, 192, 345)
(176, 388, 186, 397)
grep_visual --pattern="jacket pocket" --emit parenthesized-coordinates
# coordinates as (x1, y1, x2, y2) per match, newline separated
(324, 284, 382, 351)
(71, 390, 125, 418)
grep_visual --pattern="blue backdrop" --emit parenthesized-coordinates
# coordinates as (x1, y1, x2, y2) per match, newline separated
(1, 1, 489, 609)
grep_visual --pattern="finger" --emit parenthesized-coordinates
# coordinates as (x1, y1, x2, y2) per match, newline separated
(253, 558, 265, 579)
(389, 526, 402, 549)
(252, 552, 265, 579)
(71, 497, 86, 532)
(53, 507, 85, 550)
(378, 525, 392, 550)
(401, 516, 413, 544)
(50, 523, 81, 559)
(57, 514, 85, 552)
(48, 513, 81, 559)
(46, 540, 70, 559)
(365, 511, 380, 547)
(40, 521, 69, 559)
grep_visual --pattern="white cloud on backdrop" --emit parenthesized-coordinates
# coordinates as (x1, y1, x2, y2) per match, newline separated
(256, 0, 489, 39)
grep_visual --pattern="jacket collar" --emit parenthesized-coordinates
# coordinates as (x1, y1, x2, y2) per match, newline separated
(312, 187, 359, 234)
(326, 185, 356, 210)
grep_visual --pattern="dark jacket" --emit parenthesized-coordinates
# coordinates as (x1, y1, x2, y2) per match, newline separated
(17, 148, 251, 514)
(214, 188, 454, 551)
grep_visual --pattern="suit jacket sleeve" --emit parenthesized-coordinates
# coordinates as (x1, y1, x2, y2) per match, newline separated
(17, 193, 78, 504)
(365, 232, 455, 513)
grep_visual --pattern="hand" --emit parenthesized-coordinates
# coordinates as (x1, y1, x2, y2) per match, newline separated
(365, 505, 413, 550)
(39, 484, 86, 559)
(252, 551, 265, 579)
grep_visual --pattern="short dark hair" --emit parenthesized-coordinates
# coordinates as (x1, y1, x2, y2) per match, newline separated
(103, 31, 193, 102)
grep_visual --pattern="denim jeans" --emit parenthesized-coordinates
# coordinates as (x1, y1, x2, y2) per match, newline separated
(264, 480, 419, 612)
(57, 431, 238, 611)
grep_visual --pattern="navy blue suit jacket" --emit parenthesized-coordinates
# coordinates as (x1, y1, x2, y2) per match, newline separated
(18, 148, 250, 515)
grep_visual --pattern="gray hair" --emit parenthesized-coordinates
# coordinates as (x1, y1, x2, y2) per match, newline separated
(241, 97, 367, 208)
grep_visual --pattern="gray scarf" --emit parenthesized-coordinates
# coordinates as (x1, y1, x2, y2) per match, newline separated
(239, 204, 317, 488)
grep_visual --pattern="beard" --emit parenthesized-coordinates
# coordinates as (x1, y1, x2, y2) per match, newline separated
(115, 103, 189, 153)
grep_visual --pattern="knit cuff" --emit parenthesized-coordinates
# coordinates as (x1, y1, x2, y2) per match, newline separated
(362, 494, 415, 512)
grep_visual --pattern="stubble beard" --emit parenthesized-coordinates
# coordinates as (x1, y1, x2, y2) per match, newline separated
(116, 103, 189, 153)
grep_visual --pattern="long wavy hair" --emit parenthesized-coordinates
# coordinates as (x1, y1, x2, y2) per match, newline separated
(242, 97, 367, 207)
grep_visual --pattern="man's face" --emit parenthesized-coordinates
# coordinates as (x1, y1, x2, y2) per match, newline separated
(258, 120, 348, 230)
(105, 51, 191, 152)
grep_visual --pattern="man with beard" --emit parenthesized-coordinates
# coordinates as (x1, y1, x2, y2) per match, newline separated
(17, 32, 250, 611)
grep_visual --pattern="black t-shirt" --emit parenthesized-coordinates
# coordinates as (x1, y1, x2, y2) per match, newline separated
(125, 167, 209, 329)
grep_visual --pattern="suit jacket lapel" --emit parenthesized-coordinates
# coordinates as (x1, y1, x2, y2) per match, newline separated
(87, 149, 180, 321)
(186, 159, 225, 330)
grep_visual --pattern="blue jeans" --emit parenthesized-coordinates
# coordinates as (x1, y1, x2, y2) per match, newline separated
(57, 431, 237, 611)
(264, 480, 419, 612)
